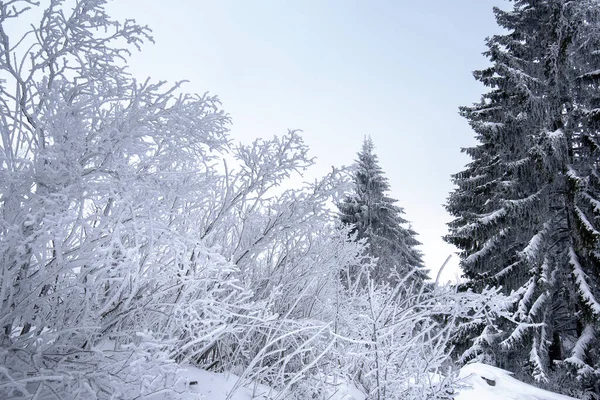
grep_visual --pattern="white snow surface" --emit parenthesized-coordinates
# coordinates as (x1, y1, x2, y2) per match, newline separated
(176, 363, 578, 400)
(175, 366, 366, 400)
(455, 363, 577, 400)
(174, 366, 275, 400)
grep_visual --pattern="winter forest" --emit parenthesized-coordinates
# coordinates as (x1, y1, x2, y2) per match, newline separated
(1, 0, 600, 399)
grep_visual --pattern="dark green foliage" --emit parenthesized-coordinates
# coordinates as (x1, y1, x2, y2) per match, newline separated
(446, 0, 600, 395)
(339, 137, 428, 286)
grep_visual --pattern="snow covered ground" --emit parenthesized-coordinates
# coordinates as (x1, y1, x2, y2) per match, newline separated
(174, 366, 275, 400)
(175, 366, 365, 400)
(175, 362, 578, 400)
(456, 363, 578, 400)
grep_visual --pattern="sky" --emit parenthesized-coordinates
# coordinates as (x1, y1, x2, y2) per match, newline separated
(107, 0, 507, 283)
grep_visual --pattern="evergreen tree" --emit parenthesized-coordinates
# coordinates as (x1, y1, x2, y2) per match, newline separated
(446, 0, 600, 395)
(339, 137, 428, 286)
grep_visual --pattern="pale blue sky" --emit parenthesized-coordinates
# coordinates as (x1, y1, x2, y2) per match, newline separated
(108, 0, 507, 282)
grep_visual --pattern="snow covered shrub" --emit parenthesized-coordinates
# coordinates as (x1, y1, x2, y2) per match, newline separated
(322, 269, 508, 400)
(185, 158, 360, 387)
(266, 247, 512, 400)
(0, 2, 359, 398)
(0, 1, 248, 398)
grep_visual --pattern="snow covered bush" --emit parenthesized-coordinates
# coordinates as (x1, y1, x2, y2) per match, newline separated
(0, 1, 360, 397)
(0, 0, 261, 397)
(313, 266, 510, 400)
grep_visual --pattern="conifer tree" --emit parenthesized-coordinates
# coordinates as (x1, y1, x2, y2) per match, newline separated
(446, 0, 600, 394)
(339, 137, 428, 286)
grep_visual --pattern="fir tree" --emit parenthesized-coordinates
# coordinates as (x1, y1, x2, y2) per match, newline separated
(446, 0, 600, 395)
(339, 137, 428, 286)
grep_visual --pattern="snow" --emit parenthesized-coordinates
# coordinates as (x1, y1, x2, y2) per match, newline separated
(174, 366, 276, 400)
(565, 325, 595, 370)
(566, 166, 582, 185)
(322, 376, 367, 400)
(478, 208, 507, 225)
(568, 247, 600, 315)
(521, 222, 549, 262)
(455, 363, 577, 400)
(175, 363, 579, 400)
(478, 122, 505, 132)
(465, 228, 508, 265)
(546, 129, 564, 140)
(574, 205, 600, 238)
(173, 366, 366, 400)
(581, 192, 600, 214)
(516, 276, 537, 319)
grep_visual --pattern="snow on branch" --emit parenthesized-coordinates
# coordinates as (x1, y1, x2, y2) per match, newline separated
(519, 221, 550, 263)
(529, 336, 549, 383)
(464, 229, 508, 266)
(564, 325, 597, 376)
(569, 247, 600, 315)
(574, 205, 600, 240)
(567, 166, 584, 188)
(500, 322, 545, 349)
(580, 192, 600, 215)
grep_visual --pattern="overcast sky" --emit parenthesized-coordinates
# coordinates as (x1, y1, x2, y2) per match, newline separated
(107, 0, 507, 283)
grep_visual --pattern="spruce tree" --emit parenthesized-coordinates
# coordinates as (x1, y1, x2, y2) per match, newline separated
(339, 137, 428, 286)
(446, 0, 600, 394)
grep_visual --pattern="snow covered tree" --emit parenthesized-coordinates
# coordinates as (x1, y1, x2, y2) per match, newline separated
(446, 0, 600, 395)
(338, 137, 428, 286)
